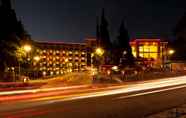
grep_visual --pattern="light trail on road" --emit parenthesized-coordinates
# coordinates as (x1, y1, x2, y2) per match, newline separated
(0, 76, 186, 118)
(0, 85, 91, 96)
(0, 76, 186, 102)
(0, 76, 186, 101)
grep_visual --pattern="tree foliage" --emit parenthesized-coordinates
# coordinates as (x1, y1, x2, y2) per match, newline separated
(0, 2, 30, 75)
(172, 12, 186, 60)
(99, 9, 112, 50)
(115, 20, 134, 66)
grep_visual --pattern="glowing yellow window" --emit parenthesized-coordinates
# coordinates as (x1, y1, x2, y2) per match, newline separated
(139, 53, 144, 58)
(143, 53, 149, 58)
(143, 46, 150, 52)
(139, 46, 143, 52)
(150, 53, 158, 59)
(149, 46, 158, 52)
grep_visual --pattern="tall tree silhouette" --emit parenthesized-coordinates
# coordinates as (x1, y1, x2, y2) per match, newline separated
(0, 0, 29, 77)
(172, 12, 186, 60)
(99, 9, 112, 50)
(117, 20, 134, 66)
(98, 9, 112, 64)
(96, 16, 100, 46)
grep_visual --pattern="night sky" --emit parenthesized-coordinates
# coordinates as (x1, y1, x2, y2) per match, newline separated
(14, 0, 186, 43)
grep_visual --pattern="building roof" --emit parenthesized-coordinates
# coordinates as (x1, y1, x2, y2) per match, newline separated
(36, 41, 86, 46)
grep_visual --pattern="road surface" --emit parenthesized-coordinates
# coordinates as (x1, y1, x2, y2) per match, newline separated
(1, 76, 186, 118)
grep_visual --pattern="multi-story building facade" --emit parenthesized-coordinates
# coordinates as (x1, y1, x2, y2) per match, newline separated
(33, 38, 97, 76)
(34, 42, 87, 76)
(32, 38, 168, 76)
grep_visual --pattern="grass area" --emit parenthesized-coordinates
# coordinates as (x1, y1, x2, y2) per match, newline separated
(39, 72, 92, 88)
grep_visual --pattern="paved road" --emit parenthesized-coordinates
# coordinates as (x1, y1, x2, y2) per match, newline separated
(1, 76, 186, 118)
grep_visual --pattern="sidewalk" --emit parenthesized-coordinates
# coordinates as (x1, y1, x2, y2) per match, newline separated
(0, 82, 46, 92)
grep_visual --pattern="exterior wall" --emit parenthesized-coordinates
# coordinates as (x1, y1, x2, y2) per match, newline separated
(34, 42, 87, 76)
(171, 62, 186, 71)
(85, 38, 97, 66)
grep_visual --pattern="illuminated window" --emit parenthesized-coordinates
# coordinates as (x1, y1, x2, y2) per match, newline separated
(149, 46, 158, 52)
(139, 53, 143, 58)
(69, 51, 72, 54)
(82, 63, 86, 65)
(69, 63, 73, 67)
(43, 71, 46, 76)
(82, 52, 85, 55)
(143, 46, 150, 52)
(139, 46, 143, 52)
(50, 71, 54, 76)
(56, 71, 59, 75)
(138, 43, 158, 60)
(75, 57, 79, 60)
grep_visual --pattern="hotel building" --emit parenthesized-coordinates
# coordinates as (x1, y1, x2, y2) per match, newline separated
(33, 38, 97, 76)
(33, 38, 168, 76)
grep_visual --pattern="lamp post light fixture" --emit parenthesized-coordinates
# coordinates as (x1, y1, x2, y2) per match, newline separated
(23, 45, 32, 53)
(34, 56, 40, 62)
(95, 47, 104, 56)
(21, 44, 32, 77)
(168, 49, 175, 55)
(168, 49, 175, 71)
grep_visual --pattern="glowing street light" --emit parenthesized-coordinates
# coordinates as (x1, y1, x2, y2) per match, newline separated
(34, 56, 40, 62)
(168, 49, 175, 55)
(23, 45, 32, 52)
(95, 47, 104, 56)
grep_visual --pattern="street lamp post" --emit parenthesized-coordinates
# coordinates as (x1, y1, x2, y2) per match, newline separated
(19, 44, 32, 77)
(95, 48, 104, 57)
(33, 56, 40, 79)
(23, 45, 32, 53)
(168, 49, 175, 71)
(94, 47, 104, 73)
(168, 49, 175, 55)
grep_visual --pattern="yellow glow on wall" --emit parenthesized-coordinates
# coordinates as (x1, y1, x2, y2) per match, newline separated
(131, 46, 137, 57)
